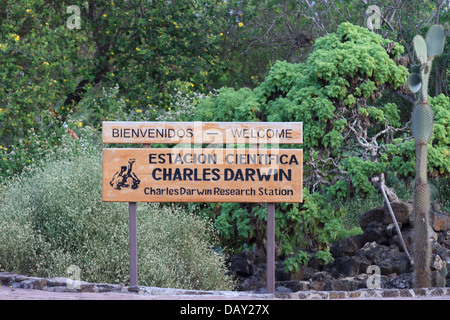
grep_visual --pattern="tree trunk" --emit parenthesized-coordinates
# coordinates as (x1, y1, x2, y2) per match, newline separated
(413, 142, 431, 288)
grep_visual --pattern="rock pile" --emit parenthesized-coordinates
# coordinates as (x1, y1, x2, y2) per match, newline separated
(230, 201, 450, 293)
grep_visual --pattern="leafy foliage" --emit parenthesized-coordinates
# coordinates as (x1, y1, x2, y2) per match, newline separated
(197, 22, 410, 191)
(0, 0, 245, 179)
(194, 22, 449, 271)
(0, 141, 235, 290)
(386, 94, 450, 181)
(1, 1, 449, 278)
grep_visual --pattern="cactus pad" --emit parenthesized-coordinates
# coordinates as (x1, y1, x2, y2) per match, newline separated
(413, 35, 427, 64)
(407, 73, 422, 93)
(426, 25, 445, 58)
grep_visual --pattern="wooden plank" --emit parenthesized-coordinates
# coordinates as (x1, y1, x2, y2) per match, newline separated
(102, 121, 302, 145)
(267, 203, 275, 294)
(128, 202, 138, 286)
(102, 148, 303, 203)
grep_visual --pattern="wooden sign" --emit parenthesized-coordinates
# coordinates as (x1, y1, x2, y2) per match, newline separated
(102, 121, 302, 145)
(101, 121, 303, 290)
(102, 148, 303, 203)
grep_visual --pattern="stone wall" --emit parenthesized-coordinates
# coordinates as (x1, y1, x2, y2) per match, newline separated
(230, 201, 450, 292)
(1, 271, 450, 299)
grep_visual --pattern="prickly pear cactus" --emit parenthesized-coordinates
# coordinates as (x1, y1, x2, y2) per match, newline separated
(407, 25, 446, 288)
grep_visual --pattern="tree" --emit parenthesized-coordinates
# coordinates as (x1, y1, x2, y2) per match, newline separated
(194, 22, 416, 267)
(233, 0, 449, 96)
(0, 0, 237, 179)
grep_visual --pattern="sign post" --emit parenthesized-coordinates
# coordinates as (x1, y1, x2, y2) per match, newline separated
(102, 121, 303, 291)
(128, 202, 137, 287)
(267, 203, 275, 294)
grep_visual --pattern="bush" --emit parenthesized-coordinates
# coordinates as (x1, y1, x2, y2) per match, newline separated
(0, 143, 234, 290)
(192, 23, 450, 274)
(137, 204, 233, 290)
(193, 22, 410, 269)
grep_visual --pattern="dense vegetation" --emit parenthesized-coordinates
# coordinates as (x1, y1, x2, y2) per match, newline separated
(193, 22, 449, 269)
(0, 137, 235, 289)
(0, 1, 448, 285)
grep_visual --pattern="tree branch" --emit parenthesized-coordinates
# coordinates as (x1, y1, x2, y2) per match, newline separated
(380, 173, 413, 264)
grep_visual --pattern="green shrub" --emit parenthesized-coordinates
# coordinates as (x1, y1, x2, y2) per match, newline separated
(0, 217, 59, 277)
(137, 203, 234, 290)
(0, 144, 234, 290)
(193, 22, 410, 270)
(192, 23, 450, 274)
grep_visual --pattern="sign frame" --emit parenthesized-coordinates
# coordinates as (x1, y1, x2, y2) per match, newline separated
(102, 121, 303, 145)
(102, 121, 303, 293)
(102, 148, 303, 203)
